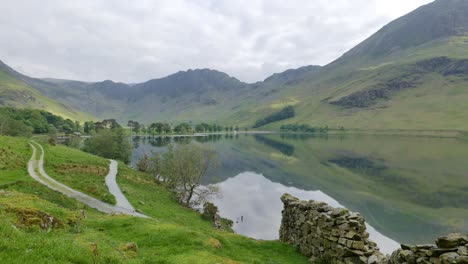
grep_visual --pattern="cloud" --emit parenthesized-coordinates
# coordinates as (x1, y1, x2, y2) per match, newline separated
(0, 0, 433, 83)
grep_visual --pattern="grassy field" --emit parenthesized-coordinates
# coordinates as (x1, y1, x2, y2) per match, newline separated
(41, 144, 116, 204)
(0, 135, 308, 263)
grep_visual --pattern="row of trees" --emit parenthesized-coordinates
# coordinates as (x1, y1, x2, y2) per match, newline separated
(0, 107, 82, 136)
(127, 120, 241, 135)
(253, 106, 295, 128)
(280, 124, 330, 133)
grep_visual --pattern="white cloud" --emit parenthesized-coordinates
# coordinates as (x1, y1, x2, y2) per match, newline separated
(0, 0, 433, 83)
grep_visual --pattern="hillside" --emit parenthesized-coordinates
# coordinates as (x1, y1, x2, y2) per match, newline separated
(0, 135, 308, 263)
(25, 68, 295, 124)
(229, 0, 468, 131)
(0, 60, 95, 122)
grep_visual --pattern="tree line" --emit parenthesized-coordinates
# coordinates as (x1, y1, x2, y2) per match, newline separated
(127, 120, 241, 135)
(0, 107, 82, 137)
(280, 123, 331, 133)
(253, 105, 295, 128)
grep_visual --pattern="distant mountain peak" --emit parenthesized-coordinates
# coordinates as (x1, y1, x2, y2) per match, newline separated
(336, 0, 468, 62)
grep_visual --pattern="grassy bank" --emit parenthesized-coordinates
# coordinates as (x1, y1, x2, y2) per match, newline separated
(0, 135, 308, 263)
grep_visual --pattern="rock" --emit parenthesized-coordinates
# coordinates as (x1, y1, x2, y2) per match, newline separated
(120, 242, 138, 257)
(401, 249, 414, 259)
(138, 200, 145, 205)
(346, 231, 362, 240)
(439, 252, 460, 263)
(457, 256, 468, 264)
(122, 242, 138, 252)
(458, 246, 468, 256)
(367, 254, 378, 264)
(0, 189, 5, 195)
(352, 241, 365, 250)
(344, 256, 367, 264)
(339, 237, 348, 246)
(416, 257, 431, 264)
(436, 233, 466, 248)
(431, 248, 459, 257)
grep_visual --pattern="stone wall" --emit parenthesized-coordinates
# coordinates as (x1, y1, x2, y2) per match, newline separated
(279, 194, 468, 264)
(387, 233, 468, 264)
(280, 193, 385, 263)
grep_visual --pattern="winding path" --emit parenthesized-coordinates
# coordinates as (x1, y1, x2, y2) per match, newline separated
(28, 142, 147, 218)
(105, 160, 135, 211)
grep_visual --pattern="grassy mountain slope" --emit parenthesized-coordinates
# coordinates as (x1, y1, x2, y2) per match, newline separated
(0, 135, 308, 263)
(0, 61, 95, 121)
(34, 68, 290, 124)
(229, 0, 468, 131)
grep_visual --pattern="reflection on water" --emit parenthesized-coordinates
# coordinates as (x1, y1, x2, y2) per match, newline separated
(211, 172, 399, 254)
(131, 134, 468, 248)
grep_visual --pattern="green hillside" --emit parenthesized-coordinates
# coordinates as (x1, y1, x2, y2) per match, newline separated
(0, 135, 307, 263)
(0, 62, 95, 122)
(228, 0, 468, 131)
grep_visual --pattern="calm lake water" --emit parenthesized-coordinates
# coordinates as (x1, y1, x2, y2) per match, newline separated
(130, 133, 468, 254)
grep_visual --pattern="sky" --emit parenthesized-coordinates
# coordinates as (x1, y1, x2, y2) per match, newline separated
(0, 0, 434, 83)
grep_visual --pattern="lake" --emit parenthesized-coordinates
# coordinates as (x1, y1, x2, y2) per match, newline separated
(130, 133, 468, 254)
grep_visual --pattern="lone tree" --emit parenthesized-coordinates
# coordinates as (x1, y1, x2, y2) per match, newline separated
(148, 143, 219, 207)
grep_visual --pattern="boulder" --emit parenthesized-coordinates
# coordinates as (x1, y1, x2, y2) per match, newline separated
(439, 252, 460, 263)
(436, 233, 467, 248)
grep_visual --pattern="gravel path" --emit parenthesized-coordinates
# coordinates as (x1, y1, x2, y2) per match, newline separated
(105, 160, 135, 211)
(28, 142, 147, 218)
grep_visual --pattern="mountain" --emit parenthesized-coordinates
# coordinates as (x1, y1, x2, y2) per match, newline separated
(0, 60, 95, 121)
(228, 0, 468, 131)
(2, 0, 468, 130)
(337, 0, 468, 63)
(23, 68, 287, 123)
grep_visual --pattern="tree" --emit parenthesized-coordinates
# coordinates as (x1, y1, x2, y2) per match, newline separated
(147, 144, 219, 207)
(174, 123, 193, 134)
(83, 121, 96, 134)
(0, 114, 32, 137)
(195, 124, 205, 133)
(128, 120, 141, 134)
(83, 128, 132, 163)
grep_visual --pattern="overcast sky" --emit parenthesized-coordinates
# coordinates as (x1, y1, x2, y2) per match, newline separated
(0, 0, 433, 83)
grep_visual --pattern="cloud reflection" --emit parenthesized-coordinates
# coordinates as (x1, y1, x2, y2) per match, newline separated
(209, 171, 400, 254)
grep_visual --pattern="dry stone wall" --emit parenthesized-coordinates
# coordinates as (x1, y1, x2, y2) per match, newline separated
(387, 233, 468, 264)
(280, 193, 386, 263)
(279, 194, 468, 264)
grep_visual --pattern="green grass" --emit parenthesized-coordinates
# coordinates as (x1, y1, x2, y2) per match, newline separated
(0, 135, 308, 263)
(41, 144, 116, 204)
(0, 69, 96, 122)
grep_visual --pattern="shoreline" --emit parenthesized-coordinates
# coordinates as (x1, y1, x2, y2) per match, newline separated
(131, 128, 467, 139)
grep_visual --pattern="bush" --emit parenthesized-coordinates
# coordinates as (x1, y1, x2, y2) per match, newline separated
(201, 202, 218, 221)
